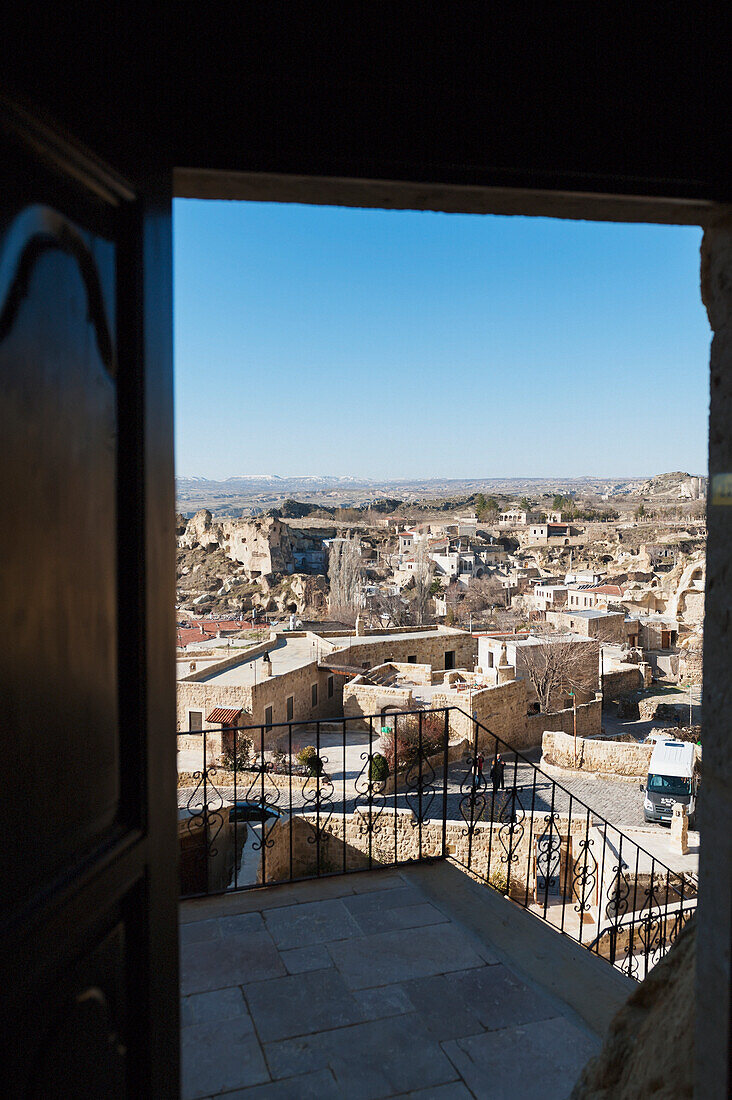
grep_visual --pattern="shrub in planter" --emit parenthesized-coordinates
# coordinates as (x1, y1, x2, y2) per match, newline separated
(488, 866, 508, 895)
(296, 745, 323, 776)
(369, 752, 389, 785)
(220, 732, 253, 772)
(382, 710, 444, 774)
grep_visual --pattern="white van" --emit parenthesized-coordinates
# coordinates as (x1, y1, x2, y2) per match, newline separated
(642, 740, 698, 828)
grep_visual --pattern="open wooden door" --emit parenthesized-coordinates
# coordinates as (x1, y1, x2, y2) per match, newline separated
(0, 101, 179, 1096)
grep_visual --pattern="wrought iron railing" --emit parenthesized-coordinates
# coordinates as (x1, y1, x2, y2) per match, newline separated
(177, 705, 696, 980)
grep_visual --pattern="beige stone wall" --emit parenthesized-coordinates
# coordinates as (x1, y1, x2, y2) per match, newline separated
(526, 697, 602, 747)
(342, 681, 414, 725)
(176, 659, 342, 746)
(261, 808, 590, 907)
(542, 729, 654, 776)
(603, 666, 645, 700)
(249, 658, 340, 733)
(176, 681, 253, 734)
(432, 678, 533, 750)
(336, 630, 477, 672)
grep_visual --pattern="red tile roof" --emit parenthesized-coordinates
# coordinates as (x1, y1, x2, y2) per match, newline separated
(206, 707, 242, 725)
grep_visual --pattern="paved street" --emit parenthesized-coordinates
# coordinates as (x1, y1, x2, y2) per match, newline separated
(179, 731, 652, 829)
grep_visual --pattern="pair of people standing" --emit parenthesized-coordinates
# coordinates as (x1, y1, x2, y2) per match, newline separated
(475, 752, 505, 791)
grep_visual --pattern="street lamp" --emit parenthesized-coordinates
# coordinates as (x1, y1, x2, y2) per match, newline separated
(569, 690, 577, 765)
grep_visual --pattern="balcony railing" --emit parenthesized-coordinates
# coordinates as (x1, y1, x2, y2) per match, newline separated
(178, 706, 696, 981)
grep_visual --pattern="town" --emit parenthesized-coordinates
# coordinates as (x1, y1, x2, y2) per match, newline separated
(176, 471, 704, 921)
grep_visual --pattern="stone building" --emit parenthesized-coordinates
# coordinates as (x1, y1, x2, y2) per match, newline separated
(477, 633, 600, 709)
(176, 625, 477, 750)
(546, 608, 629, 645)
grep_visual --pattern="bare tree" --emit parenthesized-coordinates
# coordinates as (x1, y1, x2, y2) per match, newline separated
(411, 542, 434, 625)
(521, 637, 599, 713)
(327, 534, 363, 621)
(462, 575, 506, 615)
(367, 590, 412, 628)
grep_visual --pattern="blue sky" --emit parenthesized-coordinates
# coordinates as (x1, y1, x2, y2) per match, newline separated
(174, 200, 709, 480)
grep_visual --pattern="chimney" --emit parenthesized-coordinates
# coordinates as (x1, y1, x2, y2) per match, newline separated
(261, 652, 273, 678)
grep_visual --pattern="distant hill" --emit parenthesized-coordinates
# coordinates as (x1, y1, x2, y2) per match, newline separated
(629, 472, 707, 500)
(175, 474, 649, 517)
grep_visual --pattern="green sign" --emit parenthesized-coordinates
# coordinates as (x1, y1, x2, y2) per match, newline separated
(381, 726, 390, 734)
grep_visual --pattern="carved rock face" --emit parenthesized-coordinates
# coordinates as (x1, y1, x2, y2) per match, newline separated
(571, 917, 695, 1099)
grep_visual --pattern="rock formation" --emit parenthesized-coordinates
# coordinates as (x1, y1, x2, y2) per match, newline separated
(571, 916, 695, 1099)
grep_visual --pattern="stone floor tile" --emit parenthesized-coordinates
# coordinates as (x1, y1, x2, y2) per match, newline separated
(279, 943, 333, 975)
(180, 917, 223, 945)
(352, 984, 414, 1021)
(243, 967, 366, 1042)
(441, 1016, 600, 1100)
(327, 922, 485, 989)
(350, 871, 406, 893)
(181, 1015, 269, 1099)
(216, 912, 266, 938)
(263, 897, 361, 950)
(402, 963, 561, 1041)
(181, 986, 251, 1028)
(181, 931, 285, 995)
(401, 1083, 474, 1099)
(341, 885, 428, 915)
(265, 1014, 460, 1100)
(351, 901, 449, 935)
(213, 1067, 340, 1098)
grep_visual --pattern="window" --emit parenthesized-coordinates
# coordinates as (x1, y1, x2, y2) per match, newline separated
(286, 695, 294, 721)
(311, 683, 318, 707)
(407, 655, 416, 663)
(188, 710, 203, 732)
(264, 706, 273, 730)
(328, 675, 334, 698)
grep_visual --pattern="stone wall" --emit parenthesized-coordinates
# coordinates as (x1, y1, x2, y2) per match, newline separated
(178, 634, 276, 681)
(261, 808, 589, 906)
(432, 678, 534, 750)
(602, 665, 645, 700)
(342, 680, 414, 725)
(176, 658, 342, 744)
(524, 696, 603, 747)
(542, 729, 654, 776)
(176, 681, 253, 734)
(335, 630, 477, 672)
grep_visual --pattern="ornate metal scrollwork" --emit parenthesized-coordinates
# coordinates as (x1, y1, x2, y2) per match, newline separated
(185, 766, 225, 858)
(572, 836, 598, 915)
(354, 751, 386, 835)
(405, 744, 437, 826)
(302, 756, 335, 845)
(636, 873, 664, 971)
(244, 764, 284, 851)
(458, 756, 488, 836)
(497, 785, 526, 867)
(605, 861, 632, 923)
(536, 812, 563, 897)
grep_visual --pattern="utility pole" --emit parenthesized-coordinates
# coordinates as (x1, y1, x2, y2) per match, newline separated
(569, 690, 577, 765)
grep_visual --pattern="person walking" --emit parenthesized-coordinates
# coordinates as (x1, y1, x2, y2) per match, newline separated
(490, 753, 505, 792)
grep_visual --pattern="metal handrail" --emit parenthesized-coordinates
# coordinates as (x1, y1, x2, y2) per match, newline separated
(178, 703, 696, 980)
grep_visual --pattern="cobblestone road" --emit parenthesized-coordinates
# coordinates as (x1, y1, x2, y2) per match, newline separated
(178, 750, 647, 829)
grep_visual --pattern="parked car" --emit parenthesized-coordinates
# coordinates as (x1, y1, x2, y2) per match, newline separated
(228, 800, 282, 825)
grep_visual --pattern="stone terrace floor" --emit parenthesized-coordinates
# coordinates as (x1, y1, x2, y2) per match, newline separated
(179, 864, 630, 1099)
